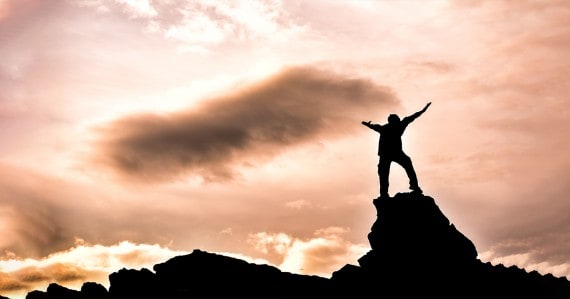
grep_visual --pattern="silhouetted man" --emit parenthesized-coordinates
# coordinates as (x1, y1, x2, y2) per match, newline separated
(362, 102, 431, 198)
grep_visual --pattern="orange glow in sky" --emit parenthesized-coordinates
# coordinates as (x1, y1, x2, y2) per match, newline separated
(1, 1, 569, 298)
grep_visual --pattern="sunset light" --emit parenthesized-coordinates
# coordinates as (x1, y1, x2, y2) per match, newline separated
(1, 1, 569, 298)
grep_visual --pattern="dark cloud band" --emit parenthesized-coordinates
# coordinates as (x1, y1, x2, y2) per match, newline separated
(93, 66, 398, 182)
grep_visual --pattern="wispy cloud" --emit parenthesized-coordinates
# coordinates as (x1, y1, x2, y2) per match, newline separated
(74, 0, 308, 53)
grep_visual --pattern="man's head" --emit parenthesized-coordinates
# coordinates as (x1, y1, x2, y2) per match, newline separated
(388, 114, 400, 124)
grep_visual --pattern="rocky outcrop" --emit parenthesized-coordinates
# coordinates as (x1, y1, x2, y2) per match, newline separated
(362, 192, 477, 270)
(331, 192, 570, 298)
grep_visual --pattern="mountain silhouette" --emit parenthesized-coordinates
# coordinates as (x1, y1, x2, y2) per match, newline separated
(23, 192, 570, 299)
(332, 192, 570, 298)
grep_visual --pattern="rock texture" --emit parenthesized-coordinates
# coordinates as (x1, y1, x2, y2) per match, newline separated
(22, 192, 570, 299)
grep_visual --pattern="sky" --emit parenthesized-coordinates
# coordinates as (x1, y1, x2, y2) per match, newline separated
(0, 0, 569, 297)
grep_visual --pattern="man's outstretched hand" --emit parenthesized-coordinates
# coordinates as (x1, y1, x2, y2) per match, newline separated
(422, 102, 432, 113)
(362, 121, 371, 126)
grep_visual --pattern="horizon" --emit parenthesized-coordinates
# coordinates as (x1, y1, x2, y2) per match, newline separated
(1, 1, 569, 298)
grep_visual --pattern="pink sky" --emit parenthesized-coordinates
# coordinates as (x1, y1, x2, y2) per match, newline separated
(1, 1, 569, 298)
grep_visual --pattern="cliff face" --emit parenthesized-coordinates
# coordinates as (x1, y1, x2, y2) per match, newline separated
(24, 192, 570, 299)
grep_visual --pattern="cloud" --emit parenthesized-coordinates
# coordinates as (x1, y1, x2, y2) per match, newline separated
(0, 235, 363, 299)
(0, 272, 26, 292)
(0, 166, 72, 258)
(92, 66, 398, 182)
(284, 199, 313, 210)
(479, 250, 570, 280)
(248, 232, 292, 256)
(114, 0, 157, 19)
(477, 176, 570, 281)
(0, 163, 191, 259)
(0, 241, 187, 299)
(74, 0, 309, 54)
(248, 227, 369, 278)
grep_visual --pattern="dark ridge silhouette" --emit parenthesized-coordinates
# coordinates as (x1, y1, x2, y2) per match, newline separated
(22, 193, 570, 299)
(26, 283, 83, 299)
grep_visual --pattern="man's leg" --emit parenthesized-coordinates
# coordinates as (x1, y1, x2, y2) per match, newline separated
(378, 158, 391, 197)
(394, 153, 421, 193)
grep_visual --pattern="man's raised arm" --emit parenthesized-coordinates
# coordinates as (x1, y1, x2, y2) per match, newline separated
(404, 102, 431, 123)
(361, 120, 382, 132)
